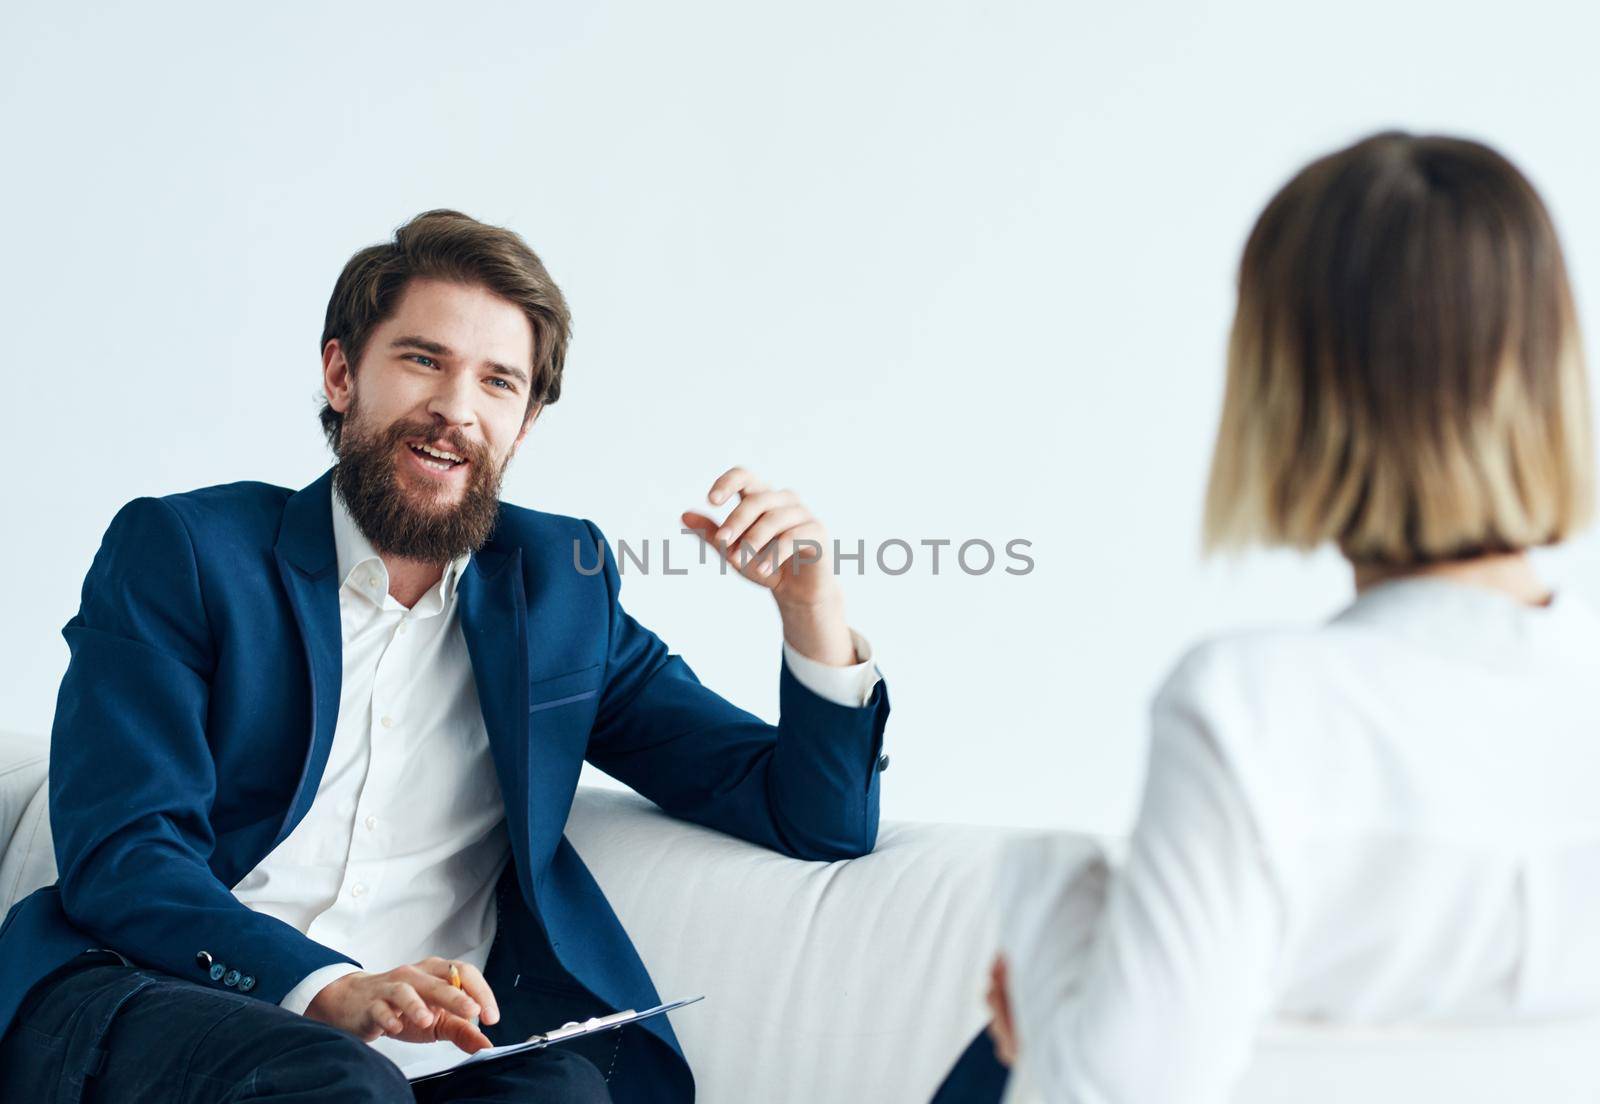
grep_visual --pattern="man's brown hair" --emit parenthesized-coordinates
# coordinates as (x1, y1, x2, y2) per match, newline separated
(318, 208, 572, 451)
(1204, 130, 1593, 564)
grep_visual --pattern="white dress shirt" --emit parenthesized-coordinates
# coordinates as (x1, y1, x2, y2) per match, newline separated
(230, 486, 881, 1073)
(999, 577, 1600, 1103)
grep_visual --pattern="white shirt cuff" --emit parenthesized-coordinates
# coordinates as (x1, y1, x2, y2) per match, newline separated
(782, 628, 880, 708)
(280, 962, 364, 1015)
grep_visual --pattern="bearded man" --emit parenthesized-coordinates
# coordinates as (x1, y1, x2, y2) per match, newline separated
(0, 209, 891, 1103)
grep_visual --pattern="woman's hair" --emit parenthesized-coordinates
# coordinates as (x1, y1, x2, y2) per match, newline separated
(1203, 131, 1593, 565)
(318, 209, 571, 452)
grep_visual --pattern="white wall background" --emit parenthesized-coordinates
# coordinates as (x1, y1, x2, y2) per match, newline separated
(5, 0, 1600, 836)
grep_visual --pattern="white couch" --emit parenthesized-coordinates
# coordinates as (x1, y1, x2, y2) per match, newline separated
(3, 730, 1599, 1102)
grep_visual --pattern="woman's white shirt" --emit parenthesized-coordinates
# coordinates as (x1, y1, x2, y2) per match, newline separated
(1000, 577, 1600, 1103)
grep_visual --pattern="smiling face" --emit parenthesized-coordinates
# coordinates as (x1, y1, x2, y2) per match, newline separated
(321, 277, 542, 562)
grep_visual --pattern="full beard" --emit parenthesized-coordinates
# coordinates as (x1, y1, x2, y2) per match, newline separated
(332, 411, 507, 565)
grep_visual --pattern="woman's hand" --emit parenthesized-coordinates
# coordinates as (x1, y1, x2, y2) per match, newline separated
(986, 954, 1018, 1067)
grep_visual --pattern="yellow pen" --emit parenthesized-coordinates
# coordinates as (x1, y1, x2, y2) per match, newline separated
(449, 963, 462, 990)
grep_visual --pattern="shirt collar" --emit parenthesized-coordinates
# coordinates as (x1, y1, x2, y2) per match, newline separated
(330, 483, 471, 609)
(1330, 574, 1600, 668)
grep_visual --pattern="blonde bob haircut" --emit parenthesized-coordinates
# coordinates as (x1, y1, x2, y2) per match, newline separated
(1204, 131, 1594, 565)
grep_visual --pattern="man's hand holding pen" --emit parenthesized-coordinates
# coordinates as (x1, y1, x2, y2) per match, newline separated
(305, 956, 501, 1054)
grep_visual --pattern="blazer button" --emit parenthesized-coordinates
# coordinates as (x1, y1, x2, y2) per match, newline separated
(195, 951, 213, 970)
(876, 753, 890, 772)
(209, 963, 226, 982)
(239, 975, 256, 993)
(223, 969, 241, 988)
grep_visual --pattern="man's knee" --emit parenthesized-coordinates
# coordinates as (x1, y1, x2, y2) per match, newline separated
(542, 1047, 612, 1103)
(251, 1019, 411, 1100)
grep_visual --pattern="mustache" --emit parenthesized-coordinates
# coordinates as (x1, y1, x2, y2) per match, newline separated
(387, 423, 480, 463)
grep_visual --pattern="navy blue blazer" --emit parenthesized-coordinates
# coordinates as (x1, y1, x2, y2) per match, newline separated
(0, 466, 891, 1101)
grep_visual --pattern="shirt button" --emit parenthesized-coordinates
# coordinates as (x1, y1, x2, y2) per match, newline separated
(380, 715, 394, 728)
(364, 815, 377, 831)
(397, 621, 409, 635)
(367, 574, 379, 588)
(351, 882, 368, 898)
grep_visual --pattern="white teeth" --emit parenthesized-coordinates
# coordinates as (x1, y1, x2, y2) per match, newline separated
(412, 442, 465, 463)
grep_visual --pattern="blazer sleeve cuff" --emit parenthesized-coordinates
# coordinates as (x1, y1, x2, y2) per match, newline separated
(781, 628, 880, 708)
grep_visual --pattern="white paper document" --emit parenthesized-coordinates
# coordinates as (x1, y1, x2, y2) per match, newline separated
(401, 995, 705, 1084)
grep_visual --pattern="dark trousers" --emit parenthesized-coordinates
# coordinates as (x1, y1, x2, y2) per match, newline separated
(0, 950, 611, 1103)
(929, 1029, 1010, 1104)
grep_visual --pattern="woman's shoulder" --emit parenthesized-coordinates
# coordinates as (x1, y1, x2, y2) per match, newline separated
(1152, 622, 1352, 722)
(1145, 620, 1391, 817)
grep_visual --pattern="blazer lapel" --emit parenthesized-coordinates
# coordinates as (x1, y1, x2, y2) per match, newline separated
(456, 532, 533, 892)
(271, 467, 344, 851)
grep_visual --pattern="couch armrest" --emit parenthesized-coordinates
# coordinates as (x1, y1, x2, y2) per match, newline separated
(0, 732, 47, 866)
(564, 785, 1102, 1104)
(0, 732, 50, 919)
